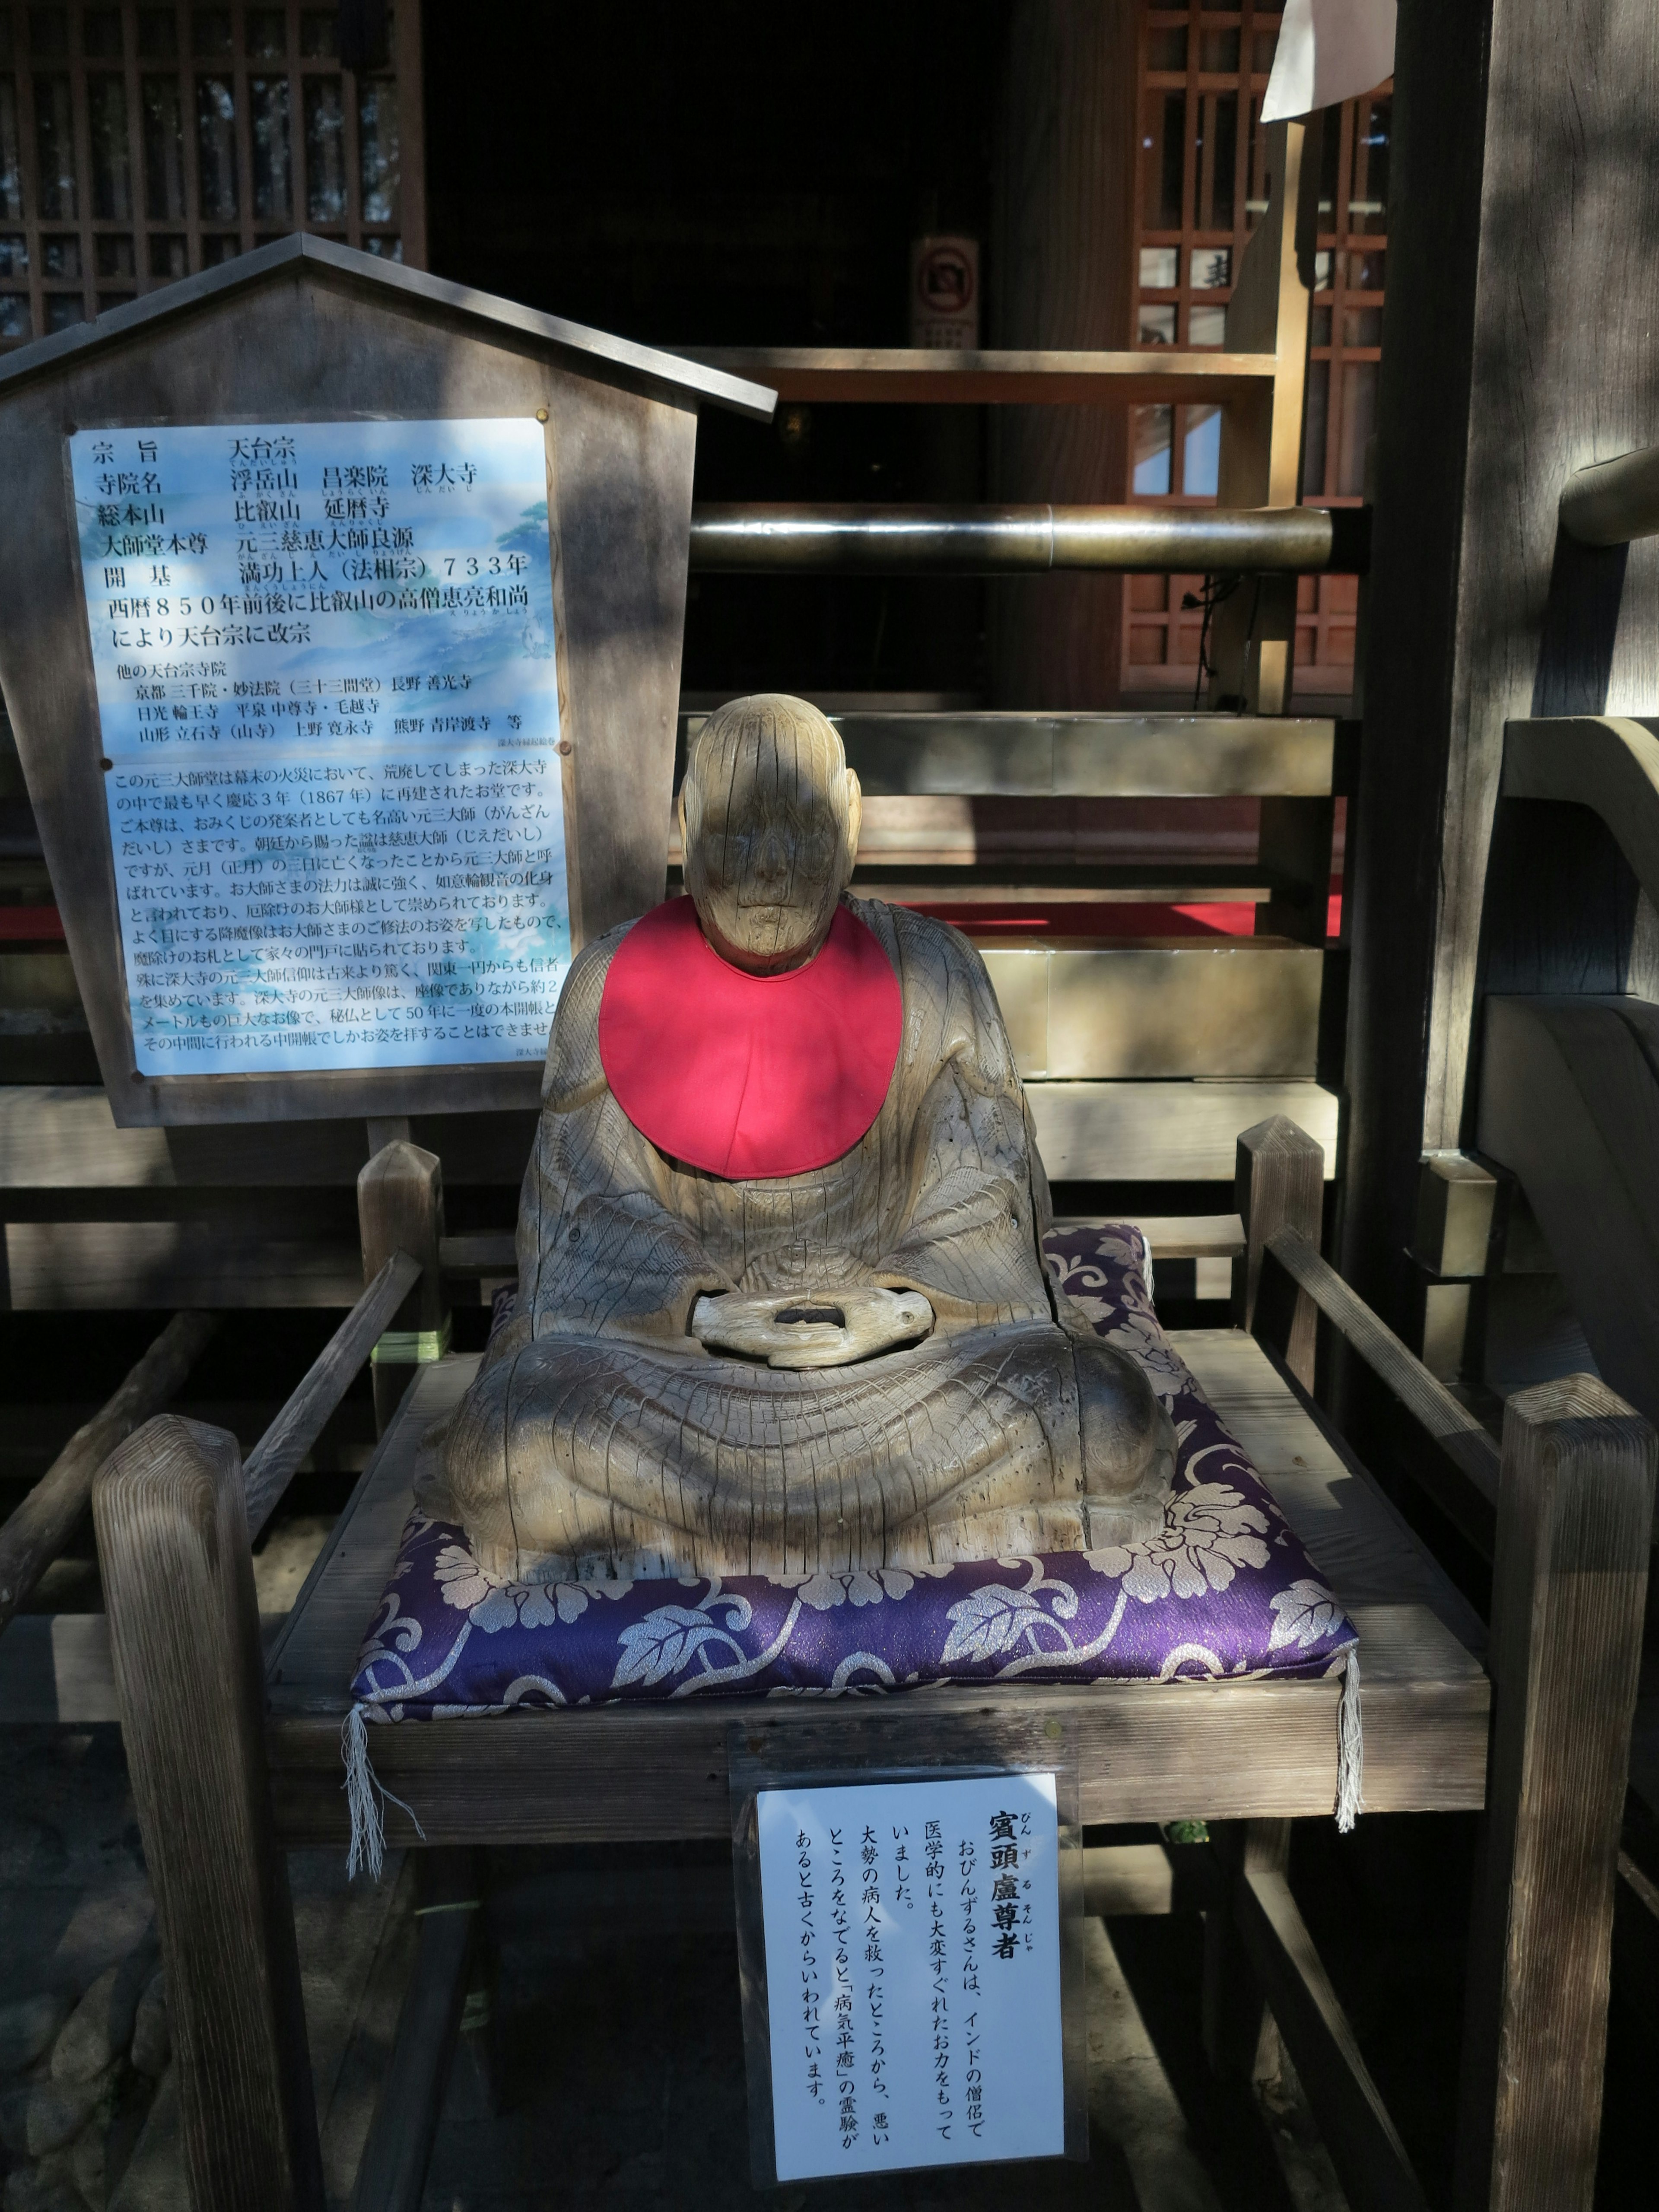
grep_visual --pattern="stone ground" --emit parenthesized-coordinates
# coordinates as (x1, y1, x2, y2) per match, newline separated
(0, 1727, 1338, 2212)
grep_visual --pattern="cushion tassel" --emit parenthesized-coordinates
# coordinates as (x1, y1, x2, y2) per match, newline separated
(342, 1703, 426, 1881)
(1335, 1646, 1363, 1833)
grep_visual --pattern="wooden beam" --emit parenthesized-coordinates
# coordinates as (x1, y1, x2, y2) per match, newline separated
(1264, 1227, 1501, 1524)
(1236, 1866, 1430, 2212)
(1456, 1377, 1655, 2212)
(1053, 1213, 1247, 1262)
(0, 1307, 215, 1632)
(0, 1086, 538, 1190)
(243, 1252, 421, 1542)
(670, 346, 1274, 406)
(93, 1415, 323, 2211)
(1340, 0, 1659, 1349)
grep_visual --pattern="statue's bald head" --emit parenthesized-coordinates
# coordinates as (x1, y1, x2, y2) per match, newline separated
(680, 693, 862, 974)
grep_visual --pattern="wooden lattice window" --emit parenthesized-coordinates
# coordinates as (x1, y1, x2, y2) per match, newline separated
(0, 0, 425, 350)
(1124, 0, 1387, 700)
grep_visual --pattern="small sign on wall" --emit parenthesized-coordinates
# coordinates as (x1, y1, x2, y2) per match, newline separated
(734, 1762, 1084, 2184)
(909, 236, 980, 350)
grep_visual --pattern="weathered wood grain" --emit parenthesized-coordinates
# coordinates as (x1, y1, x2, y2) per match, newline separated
(0, 1307, 214, 1631)
(93, 1414, 323, 2211)
(1455, 1376, 1655, 2212)
(243, 1252, 420, 1542)
(1340, 0, 1659, 1345)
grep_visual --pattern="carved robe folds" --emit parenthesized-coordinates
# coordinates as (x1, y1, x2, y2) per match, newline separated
(443, 899, 1174, 1581)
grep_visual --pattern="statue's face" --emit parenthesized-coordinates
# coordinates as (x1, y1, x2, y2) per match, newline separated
(680, 698, 861, 975)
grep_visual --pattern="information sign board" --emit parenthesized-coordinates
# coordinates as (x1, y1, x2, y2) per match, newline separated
(753, 1770, 1065, 2181)
(69, 416, 569, 1078)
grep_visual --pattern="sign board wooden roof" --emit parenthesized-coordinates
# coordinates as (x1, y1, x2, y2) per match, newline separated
(0, 235, 775, 1129)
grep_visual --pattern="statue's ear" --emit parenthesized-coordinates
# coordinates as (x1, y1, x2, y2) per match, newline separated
(677, 782, 690, 870)
(842, 768, 862, 880)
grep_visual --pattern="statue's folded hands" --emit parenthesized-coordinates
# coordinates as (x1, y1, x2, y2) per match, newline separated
(690, 1285, 936, 1368)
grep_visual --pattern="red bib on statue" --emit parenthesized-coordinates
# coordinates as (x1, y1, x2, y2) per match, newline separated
(597, 898, 902, 1179)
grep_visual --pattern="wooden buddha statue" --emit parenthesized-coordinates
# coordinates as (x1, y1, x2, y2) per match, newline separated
(442, 692, 1176, 1582)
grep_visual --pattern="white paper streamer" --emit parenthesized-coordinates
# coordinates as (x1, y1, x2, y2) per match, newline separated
(1262, 0, 1396, 122)
(1335, 1646, 1364, 1832)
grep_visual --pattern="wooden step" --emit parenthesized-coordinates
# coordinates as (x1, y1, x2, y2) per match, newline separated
(681, 710, 1338, 797)
(1026, 1080, 1338, 1182)
(983, 938, 1322, 1079)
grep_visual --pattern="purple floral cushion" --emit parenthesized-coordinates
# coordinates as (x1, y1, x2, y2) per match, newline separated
(348, 1228, 1356, 1718)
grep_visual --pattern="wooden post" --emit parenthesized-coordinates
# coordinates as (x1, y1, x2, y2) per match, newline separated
(350, 1849, 482, 2212)
(92, 1414, 323, 2212)
(1207, 116, 1317, 715)
(358, 1140, 448, 1434)
(1455, 1375, 1655, 2212)
(1203, 1816, 1290, 2079)
(988, 0, 1136, 708)
(1233, 1115, 1323, 1388)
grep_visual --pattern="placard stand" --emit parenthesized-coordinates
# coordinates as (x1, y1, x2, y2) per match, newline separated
(730, 1724, 1087, 2187)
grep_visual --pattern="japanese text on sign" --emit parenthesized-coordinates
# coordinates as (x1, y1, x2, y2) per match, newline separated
(756, 1772, 1062, 2181)
(70, 418, 569, 1076)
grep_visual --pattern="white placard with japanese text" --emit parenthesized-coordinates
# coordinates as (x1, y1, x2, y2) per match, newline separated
(756, 1772, 1064, 2180)
(70, 418, 569, 1077)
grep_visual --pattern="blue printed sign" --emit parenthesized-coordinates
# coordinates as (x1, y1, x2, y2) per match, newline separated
(69, 418, 569, 1076)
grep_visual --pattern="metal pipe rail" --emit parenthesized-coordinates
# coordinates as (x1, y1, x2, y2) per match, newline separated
(1560, 444, 1659, 546)
(688, 502, 1370, 575)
